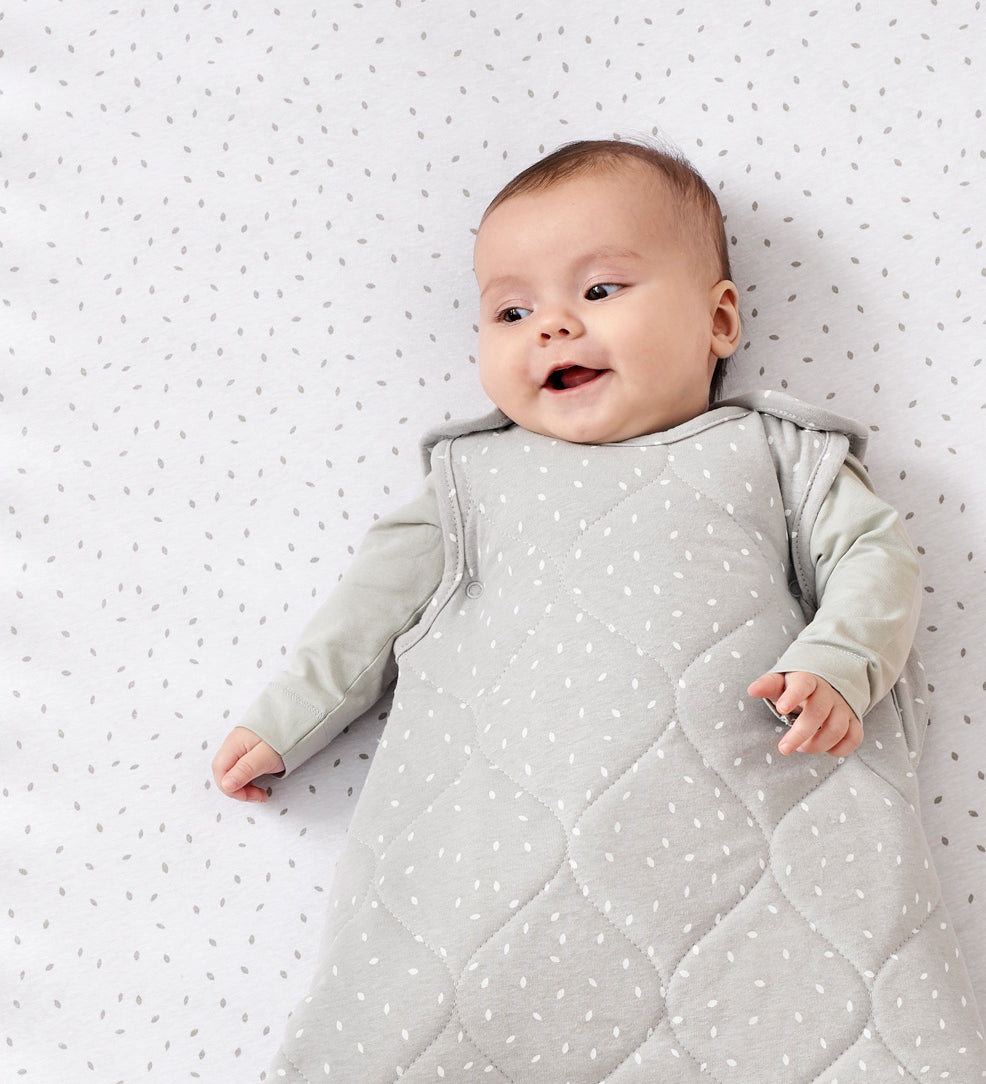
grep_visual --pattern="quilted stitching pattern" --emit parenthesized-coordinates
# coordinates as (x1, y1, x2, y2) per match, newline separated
(271, 414, 985, 1082)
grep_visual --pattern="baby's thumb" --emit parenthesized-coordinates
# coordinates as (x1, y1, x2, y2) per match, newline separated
(221, 752, 261, 793)
(223, 745, 285, 794)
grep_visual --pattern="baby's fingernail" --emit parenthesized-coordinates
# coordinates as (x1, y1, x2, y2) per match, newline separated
(221, 775, 236, 793)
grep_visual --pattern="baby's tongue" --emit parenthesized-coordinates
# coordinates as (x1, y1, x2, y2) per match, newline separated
(556, 366, 599, 389)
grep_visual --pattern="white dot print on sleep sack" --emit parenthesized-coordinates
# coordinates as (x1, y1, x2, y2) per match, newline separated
(374, 758, 568, 975)
(456, 868, 664, 1080)
(273, 410, 986, 1079)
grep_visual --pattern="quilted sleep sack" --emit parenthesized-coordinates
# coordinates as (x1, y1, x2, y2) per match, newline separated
(268, 395, 986, 1082)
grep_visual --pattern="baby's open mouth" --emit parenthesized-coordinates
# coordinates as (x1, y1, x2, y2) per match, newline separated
(545, 365, 604, 391)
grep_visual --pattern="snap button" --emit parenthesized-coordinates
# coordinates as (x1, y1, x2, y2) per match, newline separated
(465, 581, 484, 599)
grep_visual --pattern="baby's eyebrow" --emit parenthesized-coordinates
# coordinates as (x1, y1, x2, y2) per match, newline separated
(478, 274, 522, 301)
(587, 245, 643, 263)
(478, 247, 643, 299)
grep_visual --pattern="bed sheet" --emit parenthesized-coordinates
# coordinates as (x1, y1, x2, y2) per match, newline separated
(3, 3, 983, 1080)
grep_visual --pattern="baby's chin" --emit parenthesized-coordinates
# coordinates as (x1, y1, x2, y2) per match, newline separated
(521, 407, 714, 445)
(511, 418, 679, 445)
(486, 378, 716, 444)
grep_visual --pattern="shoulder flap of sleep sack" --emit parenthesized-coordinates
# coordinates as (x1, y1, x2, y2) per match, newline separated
(418, 407, 513, 473)
(721, 390, 868, 613)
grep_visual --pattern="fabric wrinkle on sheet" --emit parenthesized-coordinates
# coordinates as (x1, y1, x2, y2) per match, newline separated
(267, 396, 986, 1082)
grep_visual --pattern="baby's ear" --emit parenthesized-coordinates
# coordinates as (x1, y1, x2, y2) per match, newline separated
(709, 280, 741, 358)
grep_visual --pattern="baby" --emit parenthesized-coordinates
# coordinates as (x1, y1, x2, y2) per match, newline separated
(214, 142, 985, 1081)
(214, 141, 898, 796)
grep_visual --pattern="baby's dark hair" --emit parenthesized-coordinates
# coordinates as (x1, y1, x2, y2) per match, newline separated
(482, 139, 734, 403)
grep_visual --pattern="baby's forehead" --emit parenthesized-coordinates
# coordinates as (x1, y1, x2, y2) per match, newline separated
(475, 164, 707, 269)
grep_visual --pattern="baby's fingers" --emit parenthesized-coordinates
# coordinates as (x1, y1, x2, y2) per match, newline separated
(823, 714, 864, 757)
(778, 705, 827, 755)
(220, 759, 269, 802)
(781, 706, 862, 757)
(771, 671, 818, 719)
(747, 672, 787, 704)
(212, 728, 284, 802)
(221, 747, 284, 801)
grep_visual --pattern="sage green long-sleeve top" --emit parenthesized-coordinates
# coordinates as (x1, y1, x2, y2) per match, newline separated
(241, 454, 920, 777)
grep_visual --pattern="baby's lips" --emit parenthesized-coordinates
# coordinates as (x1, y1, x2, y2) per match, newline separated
(544, 364, 604, 390)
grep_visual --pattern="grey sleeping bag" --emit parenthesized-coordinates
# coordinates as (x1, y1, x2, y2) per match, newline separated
(268, 395, 985, 1082)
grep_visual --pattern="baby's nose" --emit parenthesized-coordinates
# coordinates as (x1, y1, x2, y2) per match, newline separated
(540, 326, 571, 341)
(536, 306, 584, 343)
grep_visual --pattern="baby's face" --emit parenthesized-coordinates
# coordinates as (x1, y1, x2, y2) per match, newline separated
(474, 164, 739, 444)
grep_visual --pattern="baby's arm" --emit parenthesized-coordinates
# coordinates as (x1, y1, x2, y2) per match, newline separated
(211, 475, 444, 798)
(751, 461, 921, 757)
(212, 727, 285, 803)
(747, 672, 862, 756)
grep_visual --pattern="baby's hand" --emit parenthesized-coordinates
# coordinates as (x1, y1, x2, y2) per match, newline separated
(747, 672, 862, 757)
(211, 726, 285, 802)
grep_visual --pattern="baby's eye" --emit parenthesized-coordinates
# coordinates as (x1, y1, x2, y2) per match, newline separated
(498, 306, 532, 323)
(585, 283, 622, 301)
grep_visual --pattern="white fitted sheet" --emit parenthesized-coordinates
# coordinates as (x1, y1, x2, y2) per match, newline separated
(3, 3, 984, 1079)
